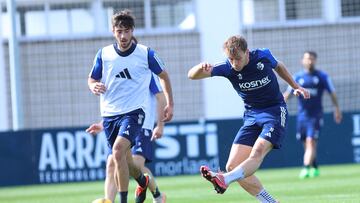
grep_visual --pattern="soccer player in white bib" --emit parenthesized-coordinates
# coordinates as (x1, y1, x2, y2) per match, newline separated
(87, 75, 167, 203)
(88, 10, 173, 203)
(283, 51, 342, 179)
(188, 35, 309, 203)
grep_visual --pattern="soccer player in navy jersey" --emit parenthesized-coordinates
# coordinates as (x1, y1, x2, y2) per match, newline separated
(88, 10, 173, 203)
(283, 51, 342, 179)
(188, 35, 310, 203)
(87, 75, 167, 203)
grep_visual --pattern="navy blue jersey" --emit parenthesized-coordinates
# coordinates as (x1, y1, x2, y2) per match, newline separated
(211, 48, 285, 109)
(291, 69, 334, 117)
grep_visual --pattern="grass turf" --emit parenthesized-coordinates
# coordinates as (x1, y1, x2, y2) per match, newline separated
(1, 164, 360, 203)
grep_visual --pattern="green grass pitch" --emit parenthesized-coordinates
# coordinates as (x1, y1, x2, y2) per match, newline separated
(1, 164, 360, 203)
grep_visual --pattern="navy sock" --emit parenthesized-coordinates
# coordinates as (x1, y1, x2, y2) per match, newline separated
(135, 174, 147, 188)
(119, 191, 128, 203)
(312, 159, 318, 169)
(152, 187, 161, 198)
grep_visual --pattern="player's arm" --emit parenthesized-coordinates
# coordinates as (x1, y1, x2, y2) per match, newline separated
(275, 61, 310, 99)
(188, 62, 213, 79)
(88, 78, 106, 96)
(86, 120, 103, 135)
(151, 92, 166, 141)
(283, 88, 292, 102)
(324, 74, 342, 123)
(157, 71, 174, 122)
(148, 49, 174, 122)
(330, 93, 342, 123)
(283, 83, 296, 102)
(88, 49, 106, 96)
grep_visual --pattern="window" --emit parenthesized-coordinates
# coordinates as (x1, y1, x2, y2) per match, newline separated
(1, 0, 196, 38)
(103, 0, 145, 29)
(48, 9, 69, 35)
(151, 0, 195, 29)
(49, 3, 94, 35)
(1, 11, 21, 38)
(285, 0, 322, 20)
(253, 0, 279, 22)
(244, 0, 324, 25)
(342, 0, 360, 17)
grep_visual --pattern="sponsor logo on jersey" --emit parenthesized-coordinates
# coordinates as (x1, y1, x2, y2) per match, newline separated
(237, 73, 242, 80)
(238, 76, 271, 91)
(115, 68, 132, 79)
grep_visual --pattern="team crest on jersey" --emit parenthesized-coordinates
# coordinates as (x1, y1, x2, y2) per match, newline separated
(257, 62, 264, 70)
(312, 76, 319, 85)
(237, 73, 242, 80)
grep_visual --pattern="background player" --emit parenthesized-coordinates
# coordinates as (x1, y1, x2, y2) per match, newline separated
(283, 51, 342, 179)
(188, 35, 309, 203)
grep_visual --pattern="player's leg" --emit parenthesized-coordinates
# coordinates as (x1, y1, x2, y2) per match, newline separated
(303, 137, 317, 166)
(296, 118, 310, 178)
(226, 144, 268, 196)
(300, 117, 320, 178)
(200, 111, 260, 193)
(132, 129, 165, 203)
(304, 137, 319, 177)
(226, 143, 278, 202)
(224, 138, 273, 183)
(113, 136, 132, 202)
(112, 109, 147, 203)
(126, 150, 150, 203)
(105, 155, 117, 202)
(200, 138, 273, 195)
(133, 155, 165, 203)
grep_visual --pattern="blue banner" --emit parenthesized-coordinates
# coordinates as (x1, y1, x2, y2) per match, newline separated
(0, 112, 359, 186)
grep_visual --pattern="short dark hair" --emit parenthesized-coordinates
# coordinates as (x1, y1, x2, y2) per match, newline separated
(304, 51, 317, 59)
(112, 9, 135, 29)
(223, 35, 248, 56)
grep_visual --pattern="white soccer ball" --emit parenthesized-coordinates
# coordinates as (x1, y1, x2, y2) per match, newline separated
(92, 198, 112, 203)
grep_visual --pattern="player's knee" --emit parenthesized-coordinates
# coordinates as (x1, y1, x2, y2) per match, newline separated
(106, 159, 115, 171)
(113, 147, 126, 162)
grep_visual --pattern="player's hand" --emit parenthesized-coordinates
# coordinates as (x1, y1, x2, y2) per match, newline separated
(151, 124, 164, 141)
(293, 87, 310, 99)
(334, 108, 342, 124)
(86, 123, 103, 135)
(89, 82, 106, 96)
(200, 62, 213, 73)
(162, 104, 173, 122)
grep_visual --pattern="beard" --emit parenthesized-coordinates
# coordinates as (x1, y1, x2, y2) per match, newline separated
(119, 39, 132, 50)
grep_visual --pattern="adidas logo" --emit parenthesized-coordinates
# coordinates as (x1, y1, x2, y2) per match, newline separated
(115, 68, 132, 79)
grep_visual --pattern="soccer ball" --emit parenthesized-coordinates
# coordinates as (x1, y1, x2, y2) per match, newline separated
(91, 198, 112, 203)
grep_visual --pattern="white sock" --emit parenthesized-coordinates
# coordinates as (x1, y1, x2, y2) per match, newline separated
(255, 189, 277, 203)
(223, 166, 245, 185)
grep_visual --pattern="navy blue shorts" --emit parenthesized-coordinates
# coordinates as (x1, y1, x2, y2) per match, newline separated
(296, 116, 322, 141)
(131, 129, 154, 163)
(103, 109, 145, 153)
(233, 104, 288, 149)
